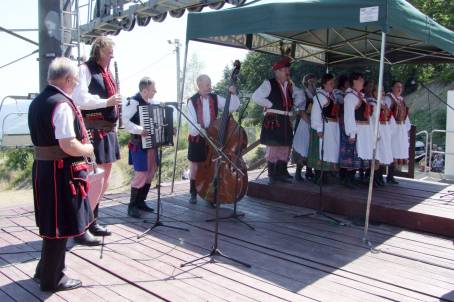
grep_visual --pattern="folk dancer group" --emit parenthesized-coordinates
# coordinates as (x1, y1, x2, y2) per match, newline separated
(29, 40, 410, 292)
(251, 57, 410, 189)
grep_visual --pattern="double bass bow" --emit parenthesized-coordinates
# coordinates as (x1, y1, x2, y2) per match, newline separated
(195, 60, 248, 204)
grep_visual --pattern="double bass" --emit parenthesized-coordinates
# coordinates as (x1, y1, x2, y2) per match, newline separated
(195, 60, 248, 204)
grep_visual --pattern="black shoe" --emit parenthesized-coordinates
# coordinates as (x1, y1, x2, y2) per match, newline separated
(387, 178, 399, 184)
(267, 162, 278, 185)
(268, 176, 277, 185)
(74, 230, 101, 246)
(41, 278, 82, 292)
(189, 194, 197, 204)
(136, 184, 153, 212)
(127, 206, 142, 218)
(189, 180, 198, 204)
(136, 202, 154, 213)
(89, 223, 111, 237)
(294, 171, 304, 182)
(305, 168, 314, 181)
(278, 161, 293, 180)
(33, 273, 40, 282)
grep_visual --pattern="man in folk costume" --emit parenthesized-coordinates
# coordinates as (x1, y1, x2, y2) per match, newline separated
(29, 57, 94, 291)
(252, 57, 303, 184)
(307, 73, 340, 184)
(384, 80, 411, 184)
(122, 77, 158, 218)
(187, 74, 240, 204)
(73, 36, 122, 245)
(292, 74, 317, 181)
(367, 84, 394, 186)
(340, 72, 374, 187)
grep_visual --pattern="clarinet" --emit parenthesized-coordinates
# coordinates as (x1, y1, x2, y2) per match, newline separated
(114, 61, 124, 129)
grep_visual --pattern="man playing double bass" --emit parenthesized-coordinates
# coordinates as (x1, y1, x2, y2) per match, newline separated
(252, 57, 303, 184)
(187, 74, 240, 204)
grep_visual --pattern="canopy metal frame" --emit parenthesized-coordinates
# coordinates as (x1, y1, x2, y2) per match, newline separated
(170, 0, 454, 246)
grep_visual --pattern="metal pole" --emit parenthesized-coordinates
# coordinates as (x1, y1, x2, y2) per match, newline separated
(363, 31, 386, 245)
(75, 0, 81, 64)
(170, 41, 189, 193)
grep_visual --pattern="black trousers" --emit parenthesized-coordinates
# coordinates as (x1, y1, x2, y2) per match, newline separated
(35, 238, 68, 290)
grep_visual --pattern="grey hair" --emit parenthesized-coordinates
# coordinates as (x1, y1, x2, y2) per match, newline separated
(89, 36, 115, 62)
(47, 57, 78, 82)
(196, 74, 211, 86)
(139, 77, 155, 91)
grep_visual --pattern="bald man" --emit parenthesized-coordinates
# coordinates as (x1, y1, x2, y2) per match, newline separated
(186, 74, 240, 204)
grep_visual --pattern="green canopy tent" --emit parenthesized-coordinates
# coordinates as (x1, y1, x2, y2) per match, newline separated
(186, 0, 454, 66)
(171, 0, 454, 243)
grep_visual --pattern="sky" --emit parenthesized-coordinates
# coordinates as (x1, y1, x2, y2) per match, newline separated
(0, 0, 249, 134)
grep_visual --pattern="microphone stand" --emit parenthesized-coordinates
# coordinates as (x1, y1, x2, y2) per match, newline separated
(137, 105, 189, 239)
(205, 99, 255, 230)
(171, 103, 250, 269)
(294, 89, 346, 226)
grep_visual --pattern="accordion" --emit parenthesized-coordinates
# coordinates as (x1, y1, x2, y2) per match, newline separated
(138, 104, 174, 149)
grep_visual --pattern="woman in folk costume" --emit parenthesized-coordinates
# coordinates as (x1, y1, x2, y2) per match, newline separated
(307, 73, 340, 184)
(333, 74, 350, 183)
(252, 56, 304, 184)
(339, 72, 374, 188)
(384, 80, 411, 184)
(366, 84, 394, 186)
(292, 74, 317, 181)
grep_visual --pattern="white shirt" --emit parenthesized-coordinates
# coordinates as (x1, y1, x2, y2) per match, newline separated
(252, 79, 304, 109)
(50, 85, 76, 139)
(72, 63, 109, 110)
(344, 88, 363, 139)
(187, 94, 240, 136)
(122, 96, 155, 135)
(311, 88, 333, 133)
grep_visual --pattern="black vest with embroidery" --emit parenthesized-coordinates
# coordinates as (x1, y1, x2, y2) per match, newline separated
(268, 78, 293, 111)
(189, 93, 219, 125)
(128, 93, 148, 126)
(28, 85, 84, 147)
(81, 59, 118, 123)
(319, 92, 337, 119)
(355, 99, 369, 122)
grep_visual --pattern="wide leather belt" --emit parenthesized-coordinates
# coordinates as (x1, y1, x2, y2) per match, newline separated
(83, 119, 116, 131)
(265, 109, 293, 116)
(34, 145, 70, 160)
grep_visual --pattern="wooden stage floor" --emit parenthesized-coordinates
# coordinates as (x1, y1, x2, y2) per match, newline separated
(0, 181, 453, 301)
(248, 175, 454, 237)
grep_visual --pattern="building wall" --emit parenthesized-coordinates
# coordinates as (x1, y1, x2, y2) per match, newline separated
(445, 91, 454, 179)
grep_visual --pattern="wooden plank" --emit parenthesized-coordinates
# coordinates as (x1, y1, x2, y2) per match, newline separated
(2, 186, 454, 302)
(151, 195, 454, 300)
(102, 204, 432, 302)
(247, 180, 454, 236)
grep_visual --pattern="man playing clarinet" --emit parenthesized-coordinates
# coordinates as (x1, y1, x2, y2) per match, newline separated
(73, 36, 122, 245)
